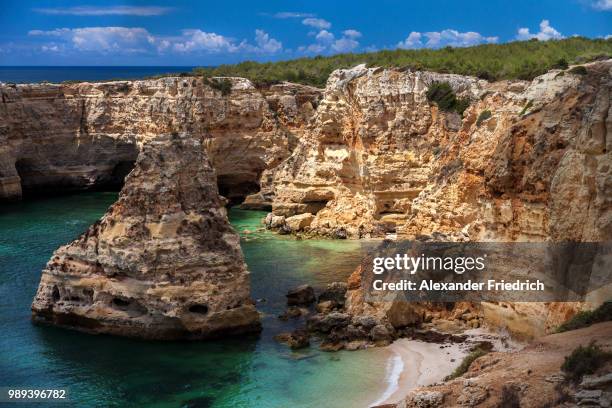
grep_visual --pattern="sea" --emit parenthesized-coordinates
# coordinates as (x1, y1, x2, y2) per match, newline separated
(0, 66, 197, 84)
(0, 193, 399, 407)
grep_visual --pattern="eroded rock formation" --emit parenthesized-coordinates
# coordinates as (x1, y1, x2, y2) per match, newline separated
(0, 77, 321, 202)
(31, 133, 261, 339)
(268, 61, 611, 241)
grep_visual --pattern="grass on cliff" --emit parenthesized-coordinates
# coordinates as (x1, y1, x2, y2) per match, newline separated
(445, 345, 490, 380)
(556, 301, 612, 333)
(192, 37, 611, 87)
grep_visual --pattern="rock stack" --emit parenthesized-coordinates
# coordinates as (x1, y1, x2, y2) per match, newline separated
(31, 133, 261, 339)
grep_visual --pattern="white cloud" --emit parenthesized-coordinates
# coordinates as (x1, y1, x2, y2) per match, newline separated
(591, 0, 612, 10)
(253, 29, 282, 53)
(300, 28, 361, 54)
(32, 6, 173, 16)
(397, 29, 498, 49)
(397, 32, 422, 48)
(173, 29, 282, 54)
(29, 27, 155, 53)
(173, 29, 238, 53)
(516, 20, 564, 41)
(302, 18, 332, 30)
(343, 29, 362, 39)
(28, 27, 283, 55)
(41, 44, 60, 52)
(315, 30, 335, 43)
(332, 38, 359, 52)
(273, 12, 315, 18)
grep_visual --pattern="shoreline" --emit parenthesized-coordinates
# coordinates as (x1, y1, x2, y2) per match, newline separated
(368, 339, 467, 407)
(368, 326, 523, 407)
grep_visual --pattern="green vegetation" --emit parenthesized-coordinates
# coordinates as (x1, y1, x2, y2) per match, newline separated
(561, 342, 611, 383)
(556, 301, 612, 333)
(476, 110, 492, 126)
(519, 100, 534, 116)
(445, 346, 489, 380)
(205, 77, 233, 96)
(426, 82, 470, 114)
(552, 57, 569, 70)
(569, 65, 589, 75)
(192, 37, 611, 87)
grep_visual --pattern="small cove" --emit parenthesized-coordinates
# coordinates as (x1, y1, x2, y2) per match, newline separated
(0, 193, 394, 408)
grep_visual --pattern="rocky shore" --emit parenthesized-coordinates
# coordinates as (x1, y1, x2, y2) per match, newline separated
(5, 58, 609, 406)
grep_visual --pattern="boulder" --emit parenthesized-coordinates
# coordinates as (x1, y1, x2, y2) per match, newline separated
(370, 324, 394, 342)
(274, 328, 310, 349)
(307, 312, 351, 333)
(386, 301, 423, 328)
(286, 284, 315, 306)
(269, 215, 286, 228)
(352, 315, 379, 330)
(318, 282, 347, 308)
(285, 213, 314, 231)
(278, 306, 309, 320)
(316, 300, 335, 314)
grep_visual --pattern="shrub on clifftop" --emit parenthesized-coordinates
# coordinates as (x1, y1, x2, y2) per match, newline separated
(561, 342, 611, 383)
(192, 37, 611, 87)
(556, 301, 612, 333)
(426, 82, 470, 115)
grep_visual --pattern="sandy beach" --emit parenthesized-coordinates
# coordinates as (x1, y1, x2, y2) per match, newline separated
(367, 326, 523, 407)
(368, 339, 467, 407)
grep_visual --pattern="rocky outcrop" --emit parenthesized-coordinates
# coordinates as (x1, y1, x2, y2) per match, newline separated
(268, 60, 612, 241)
(0, 77, 321, 202)
(31, 133, 261, 339)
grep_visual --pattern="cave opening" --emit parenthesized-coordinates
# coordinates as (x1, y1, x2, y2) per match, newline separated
(216, 174, 260, 207)
(105, 160, 136, 191)
(13, 158, 136, 199)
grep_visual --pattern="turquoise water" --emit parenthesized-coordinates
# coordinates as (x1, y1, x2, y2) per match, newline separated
(0, 193, 390, 407)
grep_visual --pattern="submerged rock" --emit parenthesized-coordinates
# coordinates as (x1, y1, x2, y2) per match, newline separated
(286, 284, 316, 306)
(274, 328, 311, 349)
(31, 133, 261, 339)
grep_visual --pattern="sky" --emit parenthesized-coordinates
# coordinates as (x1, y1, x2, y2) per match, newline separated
(0, 0, 610, 66)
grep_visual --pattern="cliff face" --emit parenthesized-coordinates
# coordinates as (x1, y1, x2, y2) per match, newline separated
(31, 133, 260, 339)
(265, 60, 611, 339)
(10, 61, 611, 340)
(268, 61, 611, 242)
(0, 78, 321, 203)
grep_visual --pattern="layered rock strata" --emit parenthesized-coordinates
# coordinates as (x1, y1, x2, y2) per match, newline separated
(0, 78, 321, 202)
(268, 61, 611, 241)
(263, 60, 611, 340)
(31, 133, 260, 339)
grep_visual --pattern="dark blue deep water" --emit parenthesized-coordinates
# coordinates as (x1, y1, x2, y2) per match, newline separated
(0, 193, 391, 407)
(0, 67, 196, 84)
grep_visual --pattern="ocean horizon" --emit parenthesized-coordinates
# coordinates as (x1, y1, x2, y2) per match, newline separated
(0, 66, 199, 84)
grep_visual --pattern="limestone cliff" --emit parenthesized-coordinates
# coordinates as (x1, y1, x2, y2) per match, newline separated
(31, 133, 261, 339)
(263, 60, 611, 340)
(268, 60, 611, 242)
(0, 77, 321, 203)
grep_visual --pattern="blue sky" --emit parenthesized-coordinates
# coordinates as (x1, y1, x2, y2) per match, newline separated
(0, 0, 610, 65)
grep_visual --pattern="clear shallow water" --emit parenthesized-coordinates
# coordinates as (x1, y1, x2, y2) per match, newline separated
(0, 193, 390, 408)
(0, 66, 196, 84)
